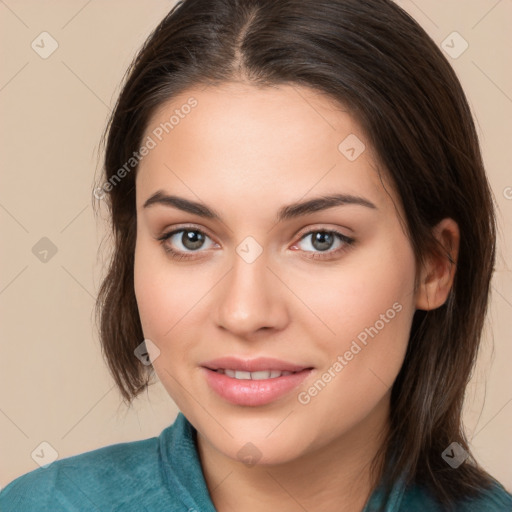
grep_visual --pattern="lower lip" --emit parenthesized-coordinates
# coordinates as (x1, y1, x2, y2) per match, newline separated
(202, 367, 313, 406)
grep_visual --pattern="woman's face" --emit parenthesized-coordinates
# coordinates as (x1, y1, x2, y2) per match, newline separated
(134, 82, 418, 465)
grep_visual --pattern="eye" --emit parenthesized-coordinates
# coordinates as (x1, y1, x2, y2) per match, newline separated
(157, 226, 218, 260)
(157, 226, 355, 262)
(293, 229, 355, 260)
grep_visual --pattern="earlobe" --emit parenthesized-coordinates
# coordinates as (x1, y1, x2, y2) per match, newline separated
(415, 218, 460, 311)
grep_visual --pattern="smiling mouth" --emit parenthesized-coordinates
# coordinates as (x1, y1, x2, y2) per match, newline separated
(213, 369, 298, 380)
(202, 365, 314, 406)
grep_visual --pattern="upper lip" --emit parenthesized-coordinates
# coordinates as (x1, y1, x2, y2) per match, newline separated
(201, 356, 311, 373)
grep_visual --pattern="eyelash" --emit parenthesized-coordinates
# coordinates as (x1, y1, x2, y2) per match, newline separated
(156, 225, 355, 262)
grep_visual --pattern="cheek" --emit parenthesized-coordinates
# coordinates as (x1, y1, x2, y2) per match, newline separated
(133, 236, 184, 343)
(134, 236, 194, 337)
(291, 242, 415, 442)
(133, 240, 196, 407)
(299, 231, 415, 337)
(133, 237, 216, 376)
(134, 242, 165, 337)
(303, 232, 416, 384)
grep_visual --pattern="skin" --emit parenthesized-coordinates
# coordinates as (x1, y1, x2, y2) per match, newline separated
(134, 82, 459, 512)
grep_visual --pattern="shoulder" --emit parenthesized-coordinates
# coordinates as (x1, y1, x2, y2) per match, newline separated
(400, 480, 512, 511)
(0, 433, 171, 512)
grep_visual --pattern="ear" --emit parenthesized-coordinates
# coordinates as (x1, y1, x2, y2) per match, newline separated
(415, 218, 460, 311)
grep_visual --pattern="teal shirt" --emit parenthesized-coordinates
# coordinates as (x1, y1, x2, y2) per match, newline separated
(1, 412, 511, 511)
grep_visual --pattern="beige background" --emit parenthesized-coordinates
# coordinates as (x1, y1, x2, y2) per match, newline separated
(0, 0, 511, 492)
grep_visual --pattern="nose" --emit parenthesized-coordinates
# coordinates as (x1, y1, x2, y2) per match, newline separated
(213, 249, 289, 338)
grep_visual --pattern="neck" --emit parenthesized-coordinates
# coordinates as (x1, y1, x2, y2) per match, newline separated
(196, 395, 390, 512)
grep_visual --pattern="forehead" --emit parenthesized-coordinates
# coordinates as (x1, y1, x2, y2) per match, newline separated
(136, 83, 398, 218)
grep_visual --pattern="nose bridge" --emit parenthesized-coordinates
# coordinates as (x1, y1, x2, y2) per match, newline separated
(214, 245, 287, 336)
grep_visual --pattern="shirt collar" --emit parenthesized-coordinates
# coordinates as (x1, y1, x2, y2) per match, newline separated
(160, 412, 217, 511)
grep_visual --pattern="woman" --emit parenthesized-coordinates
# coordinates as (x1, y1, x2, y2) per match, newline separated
(1, 0, 511, 510)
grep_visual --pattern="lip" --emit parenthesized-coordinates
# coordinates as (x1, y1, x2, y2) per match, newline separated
(201, 357, 314, 406)
(201, 356, 309, 373)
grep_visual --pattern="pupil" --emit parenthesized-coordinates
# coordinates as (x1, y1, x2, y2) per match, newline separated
(183, 230, 204, 250)
(313, 232, 333, 252)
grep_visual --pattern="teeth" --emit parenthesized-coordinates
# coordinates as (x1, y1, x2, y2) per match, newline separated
(217, 369, 295, 380)
(251, 371, 272, 380)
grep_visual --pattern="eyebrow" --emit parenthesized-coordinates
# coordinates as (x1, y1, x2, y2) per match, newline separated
(142, 190, 377, 223)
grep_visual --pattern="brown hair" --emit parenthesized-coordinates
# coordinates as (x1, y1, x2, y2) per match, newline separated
(94, 0, 497, 508)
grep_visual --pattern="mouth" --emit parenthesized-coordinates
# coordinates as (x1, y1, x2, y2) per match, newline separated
(211, 369, 300, 379)
(201, 355, 310, 374)
(200, 357, 314, 406)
